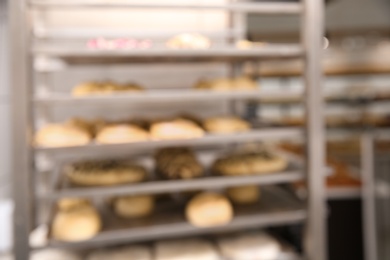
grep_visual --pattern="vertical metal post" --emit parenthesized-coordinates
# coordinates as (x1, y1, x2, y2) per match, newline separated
(361, 133, 378, 260)
(302, 1, 327, 260)
(9, 0, 33, 258)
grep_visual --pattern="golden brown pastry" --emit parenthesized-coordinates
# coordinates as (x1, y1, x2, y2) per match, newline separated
(155, 147, 204, 179)
(35, 122, 92, 148)
(52, 200, 101, 242)
(186, 192, 233, 227)
(194, 77, 257, 91)
(96, 124, 149, 144)
(227, 185, 261, 205)
(150, 119, 204, 140)
(203, 116, 250, 134)
(66, 161, 147, 186)
(113, 195, 154, 219)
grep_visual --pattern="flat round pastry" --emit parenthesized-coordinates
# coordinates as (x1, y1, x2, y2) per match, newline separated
(227, 185, 260, 204)
(155, 239, 220, 260)
(155, 147, 204, 179)
(203, 116, 250, 134)
(31, 249, 82, 260)
(113, 195, 154, 218)
(87, 245, 152, 260)
(66, 161, 147, 186)
(186, 192, 233, 228)
(217, 232, 281, 260)
(96, 124, 149, 144)
(150, 119, 204, 140)
(52, 204, 101, 242)
(213, 151, 287, 176)
(35, 123, 91, 147)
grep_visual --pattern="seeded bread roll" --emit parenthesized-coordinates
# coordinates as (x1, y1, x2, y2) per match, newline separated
(150, 119, 204, 140)
(66, 161, 147, 186)
(204, 116, 250, 134)
(96, 124, 149, 144)
(186, 192, 233, 227)
(155, 147, 204, 179)
(113, 195, 154, 219)
(227, 185, 261, 205)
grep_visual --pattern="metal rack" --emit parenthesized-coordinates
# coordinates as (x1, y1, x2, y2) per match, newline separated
(10, 1, 326, 259)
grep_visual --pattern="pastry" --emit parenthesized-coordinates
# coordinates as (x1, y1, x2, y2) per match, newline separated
(87, 245, 152, 260)
(186, 192, 233, 227)
(52, 200, 101, 242)
(217, 232, 281, 260)
(96, 124, 149, 144)
(150, 119, 204, 140)
(166, 33, 211, 49)
(66, 161, 147, 186)
(57, 198, 91, 211)
(194, 77, 257, 91)
(212, 151, 287, 176)
(203, 116, 250, 134)
(72, 81, 143, 97)
(155, 147, 204, 179)
(227, 185, 260, 204)
(155, 239, 219, 260)
(31, 249, 82, 260)
(35, 122, 92, 147)
(113, 195, 154, 218)
(234, 76, 258, 90)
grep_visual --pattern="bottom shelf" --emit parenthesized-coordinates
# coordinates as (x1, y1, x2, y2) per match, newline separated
(48, 186, 306, 249)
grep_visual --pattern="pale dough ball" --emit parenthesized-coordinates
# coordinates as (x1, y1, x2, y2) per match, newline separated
(52, 205, 101, 242)
(186, 192, 233, 227)
(35, 124, 91, 147)
(203, 116, 250, 134)
(113, 195, 154, 219)
(155, 239, 219, 260)
(95, 124, 149, 144)
(30, 249, 82, 260)
(150, 119, 204, 140)
(217, 232, 281, 260)
(227, 185, 261, 204)
(87, 245, 152, 260)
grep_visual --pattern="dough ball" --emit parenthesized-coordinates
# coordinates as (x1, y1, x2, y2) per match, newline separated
(203, 116, 250, 134)
(96, 124, 149, 144)
(155, 239, 219, 260)
(52, 205, 101, 242)
(31, 249, 82, 260)
(87, 245, 152, 260)
(186, 192, 233, 227)
(113, 195, 154, 219)
(67, 161, 147, 186)
(227, 185, 261, 204)
(35, 123, 91, 147)
(150, 119, 204, 140)
(217, 232, 281, 260)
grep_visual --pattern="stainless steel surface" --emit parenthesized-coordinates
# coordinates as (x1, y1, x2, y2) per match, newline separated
(46, 186, 307, 249)
(29, 1, 302, 14)
(45, 168, 304, 199)
(361, 134, 378, 260)
(302, 0, 327, 260)
(9, 0, 34, 259)
(36, 127, 303, 157)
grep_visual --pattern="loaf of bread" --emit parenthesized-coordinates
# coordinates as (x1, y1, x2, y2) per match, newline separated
(96, 124, 149, 144)
(150, 119, 204, 140)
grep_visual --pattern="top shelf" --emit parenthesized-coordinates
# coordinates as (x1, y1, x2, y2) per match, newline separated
(29, 1, 302, 14)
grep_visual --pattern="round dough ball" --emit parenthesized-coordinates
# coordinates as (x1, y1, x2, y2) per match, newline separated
(35, 124, 91, 147)
(52, 205, 101, 242)
(186, 192, 233, 228)
(67, 161, 147, 186)
(87, 245, 152, 260)
(155, 239, 219, 260)
(203, 116, 250, 134)
(96, 124, 149, 144)
(150, 119, 204, 140)
(217, 232, 281, 260)
(113, 195, 154, 219)
(227, 185, 260, 204)
(31, 249, 82, 260)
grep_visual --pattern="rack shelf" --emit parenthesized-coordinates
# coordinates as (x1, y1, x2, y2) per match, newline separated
(29, 1, 302, 14)
(46, 186, 306, 249)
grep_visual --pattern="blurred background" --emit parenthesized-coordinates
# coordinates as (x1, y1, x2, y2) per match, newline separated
(1, 0, 390, 259)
